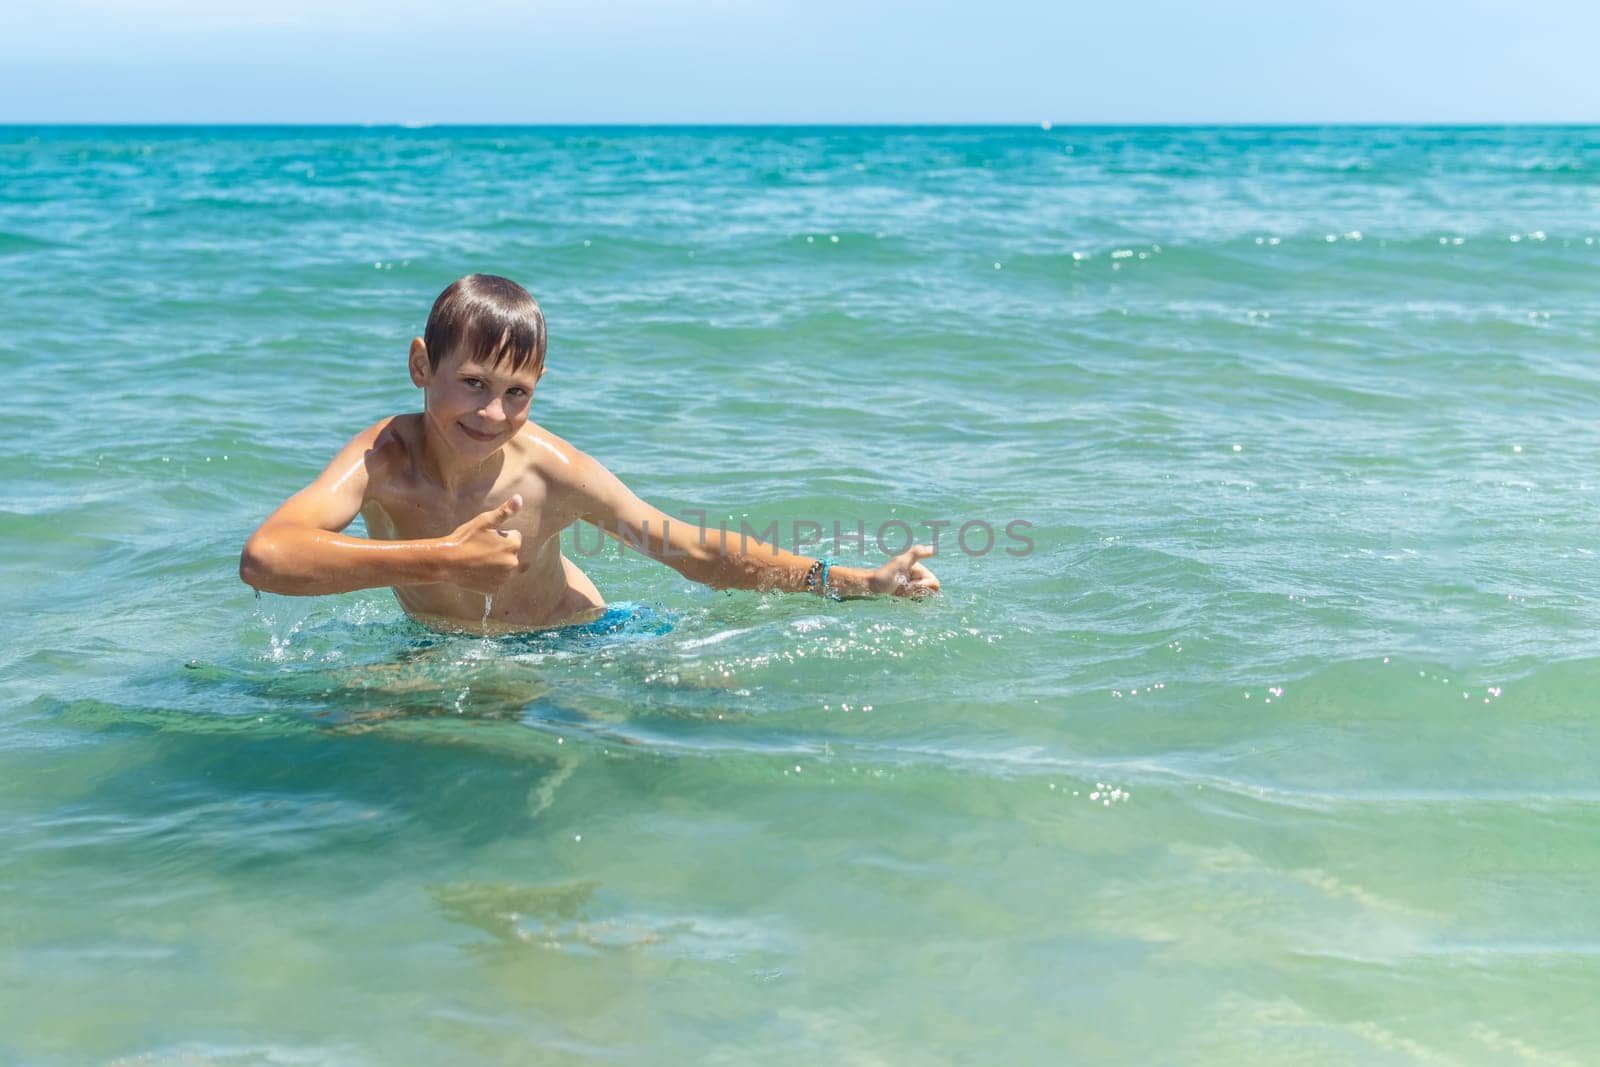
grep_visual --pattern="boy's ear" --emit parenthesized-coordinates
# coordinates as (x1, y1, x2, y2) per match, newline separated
(536, 362, 547, 382)
(408, 338, 430, 387)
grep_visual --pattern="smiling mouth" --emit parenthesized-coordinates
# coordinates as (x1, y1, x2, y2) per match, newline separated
(457, 422, 502, 442)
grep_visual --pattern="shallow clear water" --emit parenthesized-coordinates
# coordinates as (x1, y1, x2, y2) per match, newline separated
(3, 125, 1599, 1064)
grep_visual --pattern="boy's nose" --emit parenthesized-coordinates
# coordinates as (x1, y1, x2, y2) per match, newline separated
(479, 398, 505, 421)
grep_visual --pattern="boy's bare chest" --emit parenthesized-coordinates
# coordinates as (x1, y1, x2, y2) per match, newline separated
(363, 472, 566, 545)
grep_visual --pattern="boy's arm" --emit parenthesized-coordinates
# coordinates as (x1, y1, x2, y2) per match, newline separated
(563, 451, 939, 597)
(239, 421, 523, 596)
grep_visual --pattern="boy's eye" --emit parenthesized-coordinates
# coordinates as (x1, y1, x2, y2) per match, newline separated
(508, 388, 528, 398)
(462, 378, 484, 388)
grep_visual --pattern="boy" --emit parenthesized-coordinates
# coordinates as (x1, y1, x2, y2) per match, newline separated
(240, 274, 939, 631)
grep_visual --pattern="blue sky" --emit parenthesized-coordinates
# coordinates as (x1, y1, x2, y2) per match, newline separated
(4, 0, 1596, 123)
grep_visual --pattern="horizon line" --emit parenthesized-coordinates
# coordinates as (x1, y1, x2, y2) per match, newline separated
(2, 120, 1598, 130)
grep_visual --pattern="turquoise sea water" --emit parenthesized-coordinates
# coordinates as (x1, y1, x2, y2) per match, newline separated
(3, 125, 1599, 1064)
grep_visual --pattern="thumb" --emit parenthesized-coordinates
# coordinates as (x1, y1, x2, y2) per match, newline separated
(485, 493, 523, 527)
(900, 543, 935, 566)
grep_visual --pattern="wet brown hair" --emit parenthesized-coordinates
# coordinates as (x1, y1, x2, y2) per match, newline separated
(423, 274, 547, 373)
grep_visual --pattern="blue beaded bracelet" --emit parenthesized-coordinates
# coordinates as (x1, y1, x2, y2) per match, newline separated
(806, 556, 838, 599)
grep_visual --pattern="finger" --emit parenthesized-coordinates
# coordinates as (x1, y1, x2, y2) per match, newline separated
(900, 543, 936, 565)
(486, 493, 523, 526)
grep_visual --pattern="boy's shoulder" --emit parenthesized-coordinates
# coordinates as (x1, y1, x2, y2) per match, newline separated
(512, 420, 597, 484)
(352, 414, 421, 466)
(329, 414, 425, 494)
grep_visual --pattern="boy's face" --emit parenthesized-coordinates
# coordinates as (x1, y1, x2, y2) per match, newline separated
(409, 339, 544, 459)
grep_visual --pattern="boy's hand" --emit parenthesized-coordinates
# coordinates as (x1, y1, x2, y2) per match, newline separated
(866, 544, 940, 597)
(442, 494, 524, 594)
